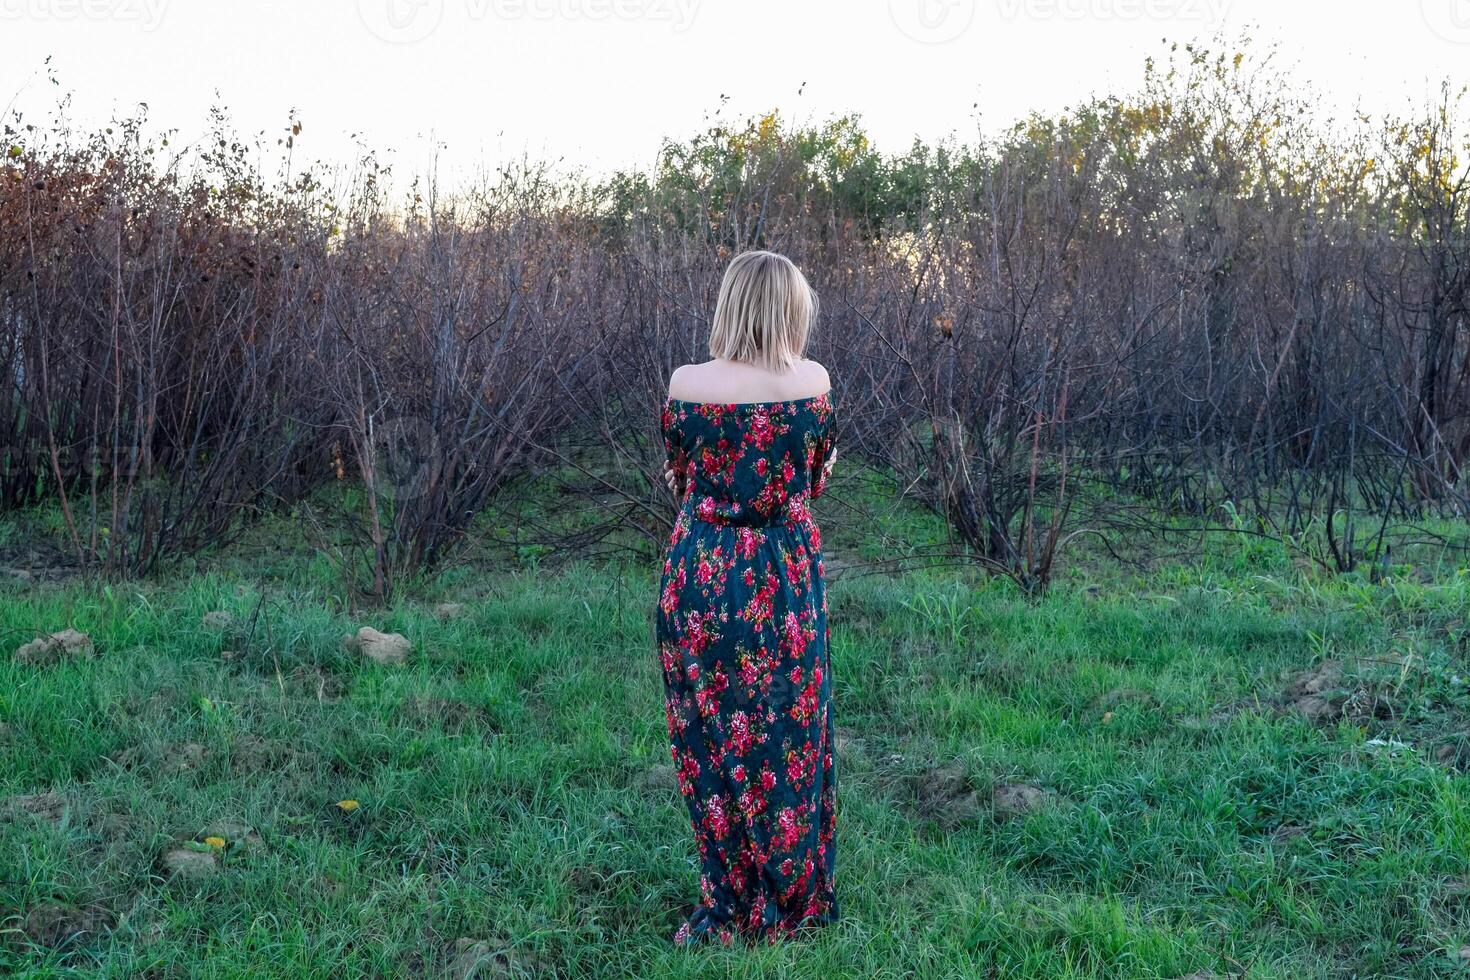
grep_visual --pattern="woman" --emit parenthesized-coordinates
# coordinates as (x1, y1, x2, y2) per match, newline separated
(656, 250, 839, 945)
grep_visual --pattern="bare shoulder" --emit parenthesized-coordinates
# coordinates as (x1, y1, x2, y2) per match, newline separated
(798, 359, 831, 396)
(667, 362, 709, 402)
(667, 358, 830, 403)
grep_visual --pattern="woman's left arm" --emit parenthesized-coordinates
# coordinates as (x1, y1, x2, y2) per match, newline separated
(811, 412, 837, 499)
(661, 401, 689, 501)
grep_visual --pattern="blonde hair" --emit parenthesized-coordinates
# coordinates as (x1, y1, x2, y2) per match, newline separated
(708, 250, 817, 372)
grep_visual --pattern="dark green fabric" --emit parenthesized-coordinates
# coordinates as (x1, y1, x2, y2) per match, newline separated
(656, 394, 839, 945)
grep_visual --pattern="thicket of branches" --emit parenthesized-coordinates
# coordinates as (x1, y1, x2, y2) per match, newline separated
(3, 42, 1468, 597)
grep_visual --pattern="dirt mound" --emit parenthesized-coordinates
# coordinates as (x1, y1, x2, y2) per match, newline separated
(1281, 661, 1345, 722)
(107, 740, 209, 774)
(4, 791, 68, 825)
(1094, 688, 1158, 711)
(639, 763, 677, 794)
(284, 666, 348, 701)
(14, 629, 93, 665)
(1437, 739, 1470, 771)
(443, 938, 546, 979)
(401, 695, 493, 734)
(907, 763, 984, 827)
(229, 734, 302, 774)
(992, 782, 1055, 821)
(13, 903, 113, 949)
(343, 627, 411, 665)
(160, 844, 219, 880)
(834, 726, 866, 762)
(201, 610, 234, 631)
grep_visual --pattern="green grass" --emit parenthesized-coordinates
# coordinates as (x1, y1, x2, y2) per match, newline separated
(3, 493, 1470, 977)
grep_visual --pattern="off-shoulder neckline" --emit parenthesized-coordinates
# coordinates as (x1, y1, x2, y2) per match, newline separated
(666, 391, 831, 410)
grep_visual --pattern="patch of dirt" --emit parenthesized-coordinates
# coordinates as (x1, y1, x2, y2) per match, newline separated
(114, 740, 208, 775)
(229, 734, 302, 774)
(201, 610, 234, 631)
(639, 763, 677, 794)
(1280, 661, 1346, 722)
(3, 791, 68, 825)
(1269, 823, 1310, 843)
(11, 903, 113, 949)
(991, 782, 1055, 821)
(834, 726, 866, 762)
(1178, 704, 1253, 731)
(283, 666, 348, 702)
(170, 742, 208, 772)
(0, 539, 81, 588)
(432, 602, 468, 621)
(401, 695, 494, 734)
(112, 741, 209, 774)
(160, 844, 219, 880)
(568, 862, 643, 931)
(443, 938, 547, 979)
(343, 627, 411, 666)
(93, 808, 139, 843)
(906, 763, 984, 827)
(1278, 660, 1400, 725)
(1436, 737, 1470, 771)
(1094, 688, 1159, 711)
(114, 687, 177, 717)
(1341, 689, 1399, 724)
(14, 628, 93, 665)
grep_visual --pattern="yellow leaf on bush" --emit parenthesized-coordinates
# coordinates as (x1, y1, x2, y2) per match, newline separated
(204, 836, 226, 848)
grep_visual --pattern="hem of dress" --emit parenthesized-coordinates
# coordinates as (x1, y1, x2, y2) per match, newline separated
(671, 903, 839, 947)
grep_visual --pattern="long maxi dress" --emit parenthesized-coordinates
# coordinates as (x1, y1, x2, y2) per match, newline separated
(655, 392, 839, 945)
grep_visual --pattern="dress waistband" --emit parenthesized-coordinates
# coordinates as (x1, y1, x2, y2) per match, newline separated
(685, 493, 810, 529)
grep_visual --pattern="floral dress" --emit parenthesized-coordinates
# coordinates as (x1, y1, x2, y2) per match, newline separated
(656, 392, 839, 945)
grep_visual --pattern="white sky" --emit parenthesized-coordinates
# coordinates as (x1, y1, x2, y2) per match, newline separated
(3, 0, 1469, 185)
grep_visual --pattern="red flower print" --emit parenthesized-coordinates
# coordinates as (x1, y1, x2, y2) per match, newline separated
(786, 740, 820, 791)
(729, 709, 760, 756)
(736, 527, 764, 559)
(656, 392, 838, 944)
(702, 794, 731, 840)
(790, 680, 820, 723)
(660, 566, 686, 615)
(740, 571, 780, 630)
(746, 408, 777, 450)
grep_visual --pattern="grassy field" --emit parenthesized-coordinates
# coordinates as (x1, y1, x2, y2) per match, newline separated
(3, 489, 1470, 978)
